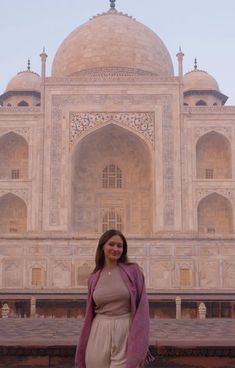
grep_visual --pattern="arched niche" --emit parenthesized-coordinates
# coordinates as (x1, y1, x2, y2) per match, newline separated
(77, 263, 93, 287)
(197, 193, 233, 233)
(31, 267, 43, 287)
(196, 131, 232, 179)
(4, 261, 23, 288)
(0, 193, 27, 233)
(71, 123, 153, 235)
(18, 101, 29, 106)
(0, 132, 29, 179)
(196, 100, 207, 106)
(52, 261, 71, 288)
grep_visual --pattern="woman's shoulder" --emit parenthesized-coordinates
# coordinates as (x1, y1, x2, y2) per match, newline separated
(88, 270, 100, 285)
(88, 269, 100, 278)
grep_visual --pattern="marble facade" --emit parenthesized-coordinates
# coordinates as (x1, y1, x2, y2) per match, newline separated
(0, 5, 235, 296)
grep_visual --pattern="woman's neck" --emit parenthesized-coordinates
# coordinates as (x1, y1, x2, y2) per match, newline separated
(103, 261, 118, 270)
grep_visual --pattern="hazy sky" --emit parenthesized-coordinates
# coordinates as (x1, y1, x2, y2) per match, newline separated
(1, 0, 235, 103)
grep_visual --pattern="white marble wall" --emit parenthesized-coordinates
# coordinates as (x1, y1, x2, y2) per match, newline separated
(0, 237, 235, 290)
(0, 79, 235, 293)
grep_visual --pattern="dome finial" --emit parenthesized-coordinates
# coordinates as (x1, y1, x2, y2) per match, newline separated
(110, 0, 116, 9)
(194, 57, 198, 70)
(27, 58, 31, 71)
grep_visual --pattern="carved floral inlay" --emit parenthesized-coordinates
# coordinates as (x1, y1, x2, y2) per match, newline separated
(0, 127, 32, 143)
(0, 189, 28, 203)
(49, 108, 62, 225)
(70, 112, 154, 147)
(194, 126, 233, 142)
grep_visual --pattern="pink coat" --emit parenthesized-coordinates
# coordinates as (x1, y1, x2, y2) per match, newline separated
(75, 262, 150, 368)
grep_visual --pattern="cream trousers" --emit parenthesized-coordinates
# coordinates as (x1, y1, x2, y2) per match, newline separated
(85, 313, 131, 368)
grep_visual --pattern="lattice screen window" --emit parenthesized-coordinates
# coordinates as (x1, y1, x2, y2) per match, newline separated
(207, 227, 215, 233)
(102, 211, 122, 232)
(205, 168, 214, 179)
(11, 169, 20, 179)
(32, 268, 42, 286)
(9, 220, 18, 233)
(102, 164, 122, 188)
(180, 268, 190, 287)
(9, 227, 18, 233)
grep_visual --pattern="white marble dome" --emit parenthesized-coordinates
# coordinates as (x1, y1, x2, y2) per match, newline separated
(184, 69, 220, 92)
(6, 70, 41, 92)
(52, 9, 174, 77)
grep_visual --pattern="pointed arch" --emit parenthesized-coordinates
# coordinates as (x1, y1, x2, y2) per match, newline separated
(0, 193, 27, 233)
(77, 263, 93, 287)
(71, 123, 153, 235)
(18, 100, 29, 107)
(0, 131, 29, 179)
(70, 118, 154, 155)
(196, 131, 232, 179)
(196, 100, 207, 106)
(197, 192, 233, 233)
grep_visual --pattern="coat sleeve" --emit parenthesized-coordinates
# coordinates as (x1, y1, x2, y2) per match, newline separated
(126, 266, 150, 368)
(75, 275, 95, 368)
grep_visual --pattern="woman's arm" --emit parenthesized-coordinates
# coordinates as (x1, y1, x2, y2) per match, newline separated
(75, 274, 95, 368)
(127, 265, 150, 368)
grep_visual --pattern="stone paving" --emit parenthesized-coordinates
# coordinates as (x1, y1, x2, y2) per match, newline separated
(0, 318, 234, 348)
(0, 319, 235, 368)
(150, 319, 235, 347)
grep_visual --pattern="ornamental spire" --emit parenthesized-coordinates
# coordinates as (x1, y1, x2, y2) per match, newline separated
(194, 57, 198, 70)
(176, 46, 184, 81)
(110, 0, 116, 9)
(27, 58, 31, 71)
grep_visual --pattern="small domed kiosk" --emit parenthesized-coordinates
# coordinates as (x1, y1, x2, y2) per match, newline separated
(183, 59, 228, 106)
(0, 60, 41, 107)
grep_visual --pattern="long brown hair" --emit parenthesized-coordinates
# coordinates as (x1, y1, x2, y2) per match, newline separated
(93, 229, 128, 273)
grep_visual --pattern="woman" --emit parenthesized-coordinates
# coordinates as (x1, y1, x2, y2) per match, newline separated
(75, 229, 150, 368)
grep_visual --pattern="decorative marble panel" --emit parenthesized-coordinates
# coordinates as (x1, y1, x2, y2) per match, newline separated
(52, 260, 71, 288)
(199, 260, 218, 288)
(28, 245, 48, 256)
(195, 188, 234, 205)
(149, 260, 172, 289)
(50, 246, 72, 256)
(50, 94, 174, 228)
(194, 126, 233, 142)
(0, 245, 23, 256)
(175, 247, 194, 256)
(0, 189, 29, 203)
(50, 108, 62, 225)
(0, 127, 32, 143)
(221, 247, 235, 256)
(223, 261, 235, 288)
(4, 260, 22, 287)
(70, 112, 155, 147)
(128, 247, 146, 256)
(76, 262, 93, 287)
(199, 245, 219, 256)
(150, 246, 172, 256)
(75, 247, 96, 256)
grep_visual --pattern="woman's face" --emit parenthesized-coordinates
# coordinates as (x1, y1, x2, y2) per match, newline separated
(103, 235, 123, 266)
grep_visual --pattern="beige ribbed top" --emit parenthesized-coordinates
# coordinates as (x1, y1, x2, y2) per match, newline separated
(93, 267, 131, 316)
